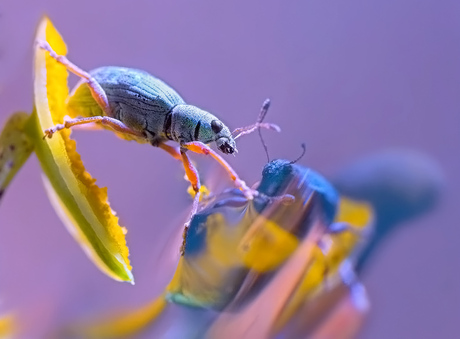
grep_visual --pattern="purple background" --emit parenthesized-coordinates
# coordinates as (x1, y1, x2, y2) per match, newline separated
(0, 1, 459, 338)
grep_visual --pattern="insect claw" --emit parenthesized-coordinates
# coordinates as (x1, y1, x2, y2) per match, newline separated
(35, 39, 50, 51)
(243, 188, 259, 200)
(43, 129, 53, 140)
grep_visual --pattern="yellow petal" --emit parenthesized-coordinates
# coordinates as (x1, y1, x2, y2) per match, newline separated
(239, 218, 299, 272)
(273, 197, 373, 330)
(0, 313, 16, 339)
(65, 296, 167, 338)
(208, 220, 326, 339)
(26, 17, 133, 283)
(0, 112, 34, 199)
(187, 184, 210, 201)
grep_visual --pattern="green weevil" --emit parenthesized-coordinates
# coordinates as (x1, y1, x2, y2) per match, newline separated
(37, 40, 279, 221)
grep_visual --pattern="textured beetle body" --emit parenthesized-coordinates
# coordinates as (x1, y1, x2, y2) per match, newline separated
(38, 38, 273, 205)
(67, 66, 236, 152)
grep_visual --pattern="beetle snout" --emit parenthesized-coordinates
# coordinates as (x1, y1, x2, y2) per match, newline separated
(219, 142, 235, 154)
(217, 138, 237, 154)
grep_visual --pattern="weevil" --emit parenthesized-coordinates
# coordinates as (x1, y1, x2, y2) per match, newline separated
(36, 40, 279, 220)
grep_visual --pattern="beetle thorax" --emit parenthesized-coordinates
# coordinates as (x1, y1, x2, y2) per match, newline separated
(171, 105, 237, 154)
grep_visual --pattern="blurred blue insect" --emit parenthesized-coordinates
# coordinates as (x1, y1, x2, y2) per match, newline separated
(68, 150, 375, 338)
(175, 157, 346, 307)
(164, 150, 443, 339)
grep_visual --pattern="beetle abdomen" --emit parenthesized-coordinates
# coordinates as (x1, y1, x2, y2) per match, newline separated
(92, 67, 185, 113)
(67, 66, 186, 141)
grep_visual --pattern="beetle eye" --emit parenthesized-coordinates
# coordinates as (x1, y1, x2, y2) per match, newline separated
(211, 120, 224, 133)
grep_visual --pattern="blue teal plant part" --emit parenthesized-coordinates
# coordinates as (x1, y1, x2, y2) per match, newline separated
(331, 150, 444, 272)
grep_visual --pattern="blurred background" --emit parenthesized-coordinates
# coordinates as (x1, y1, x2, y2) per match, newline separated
(0, 1, 459, 338)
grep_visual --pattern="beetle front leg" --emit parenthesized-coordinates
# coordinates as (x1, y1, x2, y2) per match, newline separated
(157, 143, 202, 254)
(181, 141, 256, 200)
(179, 150, 202, 255)
(37, 40, 111, 116)
(180, 150, 201, 194)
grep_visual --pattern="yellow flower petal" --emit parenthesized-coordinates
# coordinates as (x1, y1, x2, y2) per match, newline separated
(66, 296, 167, 338)
(26, 17, 133, 283)
(273, 197, 373, 329)
(239, 218, 299, 272)
(0, 313, 16, 339)
(187, 184, 210, 201)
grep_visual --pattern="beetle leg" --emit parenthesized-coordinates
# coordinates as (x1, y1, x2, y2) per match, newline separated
(37, 40, 111, 116)
(180, 150, 201, 193)
(156, 144, 202, 254)
(157, 143, 201, 193)
(179, 150, 202, 255)
(158, 143, 182, 160)
(43, 116, 144, 139)
(181, 141, 256, 200)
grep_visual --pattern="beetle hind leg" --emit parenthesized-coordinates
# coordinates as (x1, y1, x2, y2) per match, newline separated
(36, 40, 111, 116)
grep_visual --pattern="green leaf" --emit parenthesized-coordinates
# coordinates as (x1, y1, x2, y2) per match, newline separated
(0, 112, 34, 201)
(28, 17, 133, 283)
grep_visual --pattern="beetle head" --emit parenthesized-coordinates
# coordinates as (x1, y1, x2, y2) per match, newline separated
(211, 119, 237, 154)
(172, 105, 237, 154)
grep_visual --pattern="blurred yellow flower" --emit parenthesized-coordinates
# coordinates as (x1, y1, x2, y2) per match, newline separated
(0, 313, 15, 339)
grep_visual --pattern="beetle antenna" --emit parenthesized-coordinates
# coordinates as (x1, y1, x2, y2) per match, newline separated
(259, 121, 270, 163)
(232, 98, 280, 140)
(258, 98, 271, 124)
(290, 143, 306, 164)
(258, 99, 271, 162)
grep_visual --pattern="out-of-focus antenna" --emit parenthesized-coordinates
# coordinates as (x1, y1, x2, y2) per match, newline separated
(257, 99, 271, 163)
(232, 98, 280, 163)
(290, 143, 306, 164)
